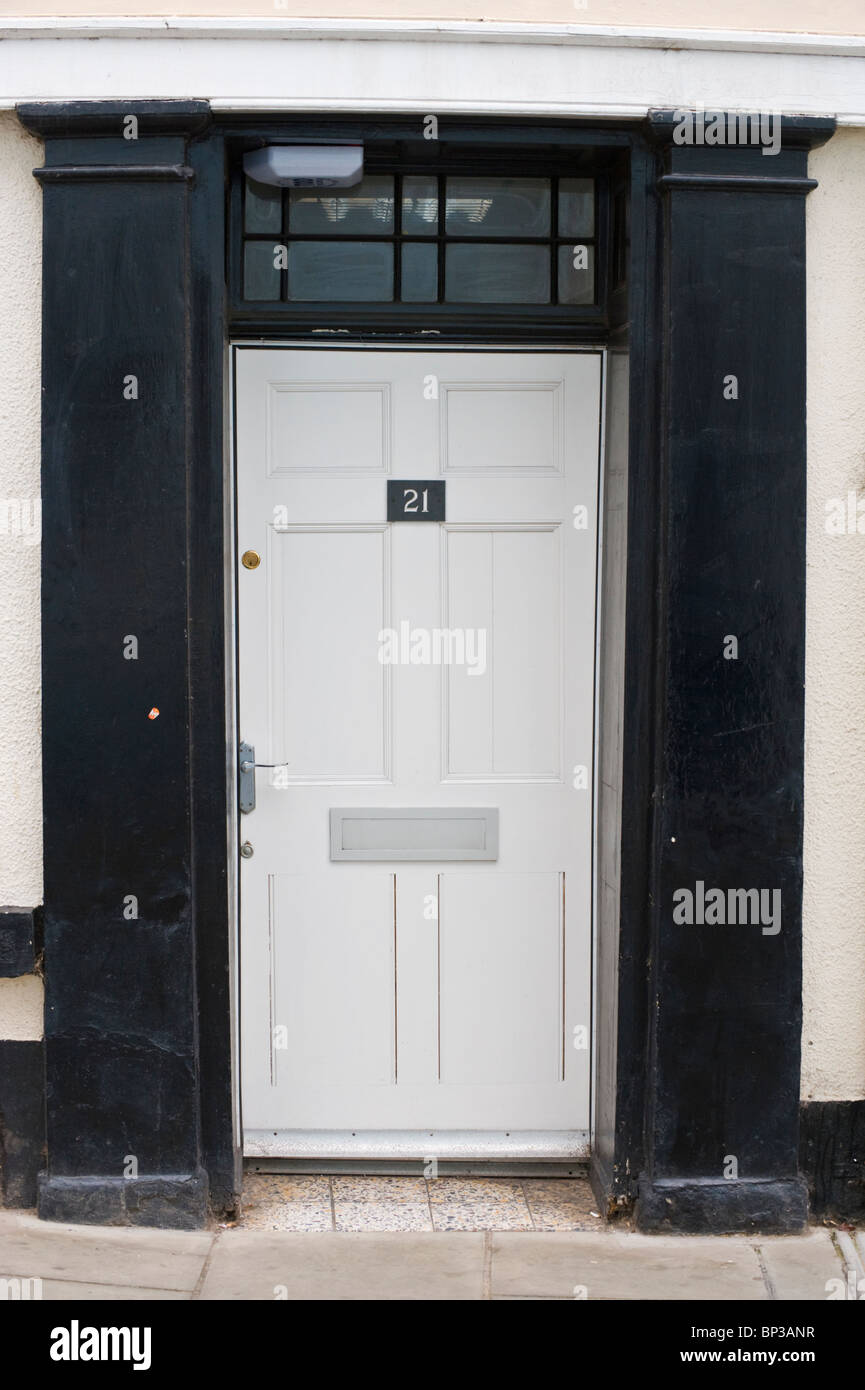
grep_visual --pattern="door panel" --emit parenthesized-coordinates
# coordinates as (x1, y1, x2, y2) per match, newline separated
(272, 873, 396, 1089)
(270, 526, 391, 780)
(236, 346, 601, 1155)
(444, 526, 562, 779)
(438, 872, 564, 1087)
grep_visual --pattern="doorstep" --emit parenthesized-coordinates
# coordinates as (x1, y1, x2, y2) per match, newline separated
(239, 1173, 605, 1232)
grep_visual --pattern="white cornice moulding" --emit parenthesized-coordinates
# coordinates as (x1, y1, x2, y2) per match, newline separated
(1, 24, 862, 125)
(1, 18, 865, 56)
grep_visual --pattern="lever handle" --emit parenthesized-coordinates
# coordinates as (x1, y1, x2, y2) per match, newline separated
(239, 741, 287, 814)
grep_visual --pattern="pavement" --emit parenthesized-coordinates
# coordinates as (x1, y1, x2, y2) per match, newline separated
(1, 1208, 862, 1300)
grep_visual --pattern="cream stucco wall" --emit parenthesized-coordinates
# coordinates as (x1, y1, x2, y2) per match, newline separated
(0, 113, 42, 910)
(0, 975, 44, 1040)
(0, 112, 43, 1041)
(802, 128, 865, 1101)
(6, 2, 865, 38)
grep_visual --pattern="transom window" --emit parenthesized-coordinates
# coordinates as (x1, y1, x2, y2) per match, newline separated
(242, 173, 596, 306)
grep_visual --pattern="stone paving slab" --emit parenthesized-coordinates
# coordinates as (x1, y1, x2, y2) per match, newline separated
(757, 1230, 844, 1301)
(491, 1232, 769, 1301)
(33, 1280, 192, 1300)
(199, 1231, 485, 1300)
(0, 1211, 212, 1292)
(0, 1208, 852, 1302)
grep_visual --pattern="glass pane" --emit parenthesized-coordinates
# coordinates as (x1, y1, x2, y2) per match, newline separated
(289, 176, 394, 234)
(557, 243, 595, 305)
(402, 176, 438, 235)
(287, 241, 393, 301)
(244, 178, 282, 234)
(558, 178, 595, 238)
(401, 242, 438, 302)
(445, 178, 550, 237)
(243, 241, 281, 301)
(445, 244, 550, 303)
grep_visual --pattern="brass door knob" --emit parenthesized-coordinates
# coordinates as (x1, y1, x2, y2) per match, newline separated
(241, 550, 261, 570)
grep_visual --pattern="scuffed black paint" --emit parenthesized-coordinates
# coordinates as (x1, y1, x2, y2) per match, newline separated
(0, 1040, 45, 1209)
(801, 1100, 865, 1222)
(36, 1171, 207, 1229)
(637, 1176, 808, 1235)
(0, 907, 42, 977)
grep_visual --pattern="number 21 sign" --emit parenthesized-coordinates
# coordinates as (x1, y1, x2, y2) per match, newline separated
(387, 480, 445, 522)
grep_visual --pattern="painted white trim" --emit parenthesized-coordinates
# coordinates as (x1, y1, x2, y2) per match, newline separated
(225, 341, 242, 1165)
(1, 27, 861, 124)
(2, 18, 865, 58)
(245, 1129, 591, 1160)
(590, 348, 608, 1166)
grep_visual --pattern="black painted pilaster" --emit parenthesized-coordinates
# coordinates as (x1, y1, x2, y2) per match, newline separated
(187, 128, 237, 1217)
(18, 101, 224, 1228)
(634, 114, 835, 1233)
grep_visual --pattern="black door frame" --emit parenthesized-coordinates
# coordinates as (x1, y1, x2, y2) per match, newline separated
(17, 101, 833, 1230)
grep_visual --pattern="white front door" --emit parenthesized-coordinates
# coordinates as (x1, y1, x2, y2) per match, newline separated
(236, 345, 601, 1159)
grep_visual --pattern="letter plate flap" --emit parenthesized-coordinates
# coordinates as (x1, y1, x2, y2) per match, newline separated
(330, 808, 498, 861)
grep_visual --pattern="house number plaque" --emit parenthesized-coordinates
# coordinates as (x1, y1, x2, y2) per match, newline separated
(387, 480, 445, 522)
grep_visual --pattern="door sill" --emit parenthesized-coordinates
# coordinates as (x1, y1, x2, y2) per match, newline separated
(243, 1129, 590, 1162)
(246, 1157, 590, 1177)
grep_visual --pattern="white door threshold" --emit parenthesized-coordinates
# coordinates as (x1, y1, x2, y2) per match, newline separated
(244, 1129, 590, 1161)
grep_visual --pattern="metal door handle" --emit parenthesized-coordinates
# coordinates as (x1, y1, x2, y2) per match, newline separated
(239, 741, 288, 814)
